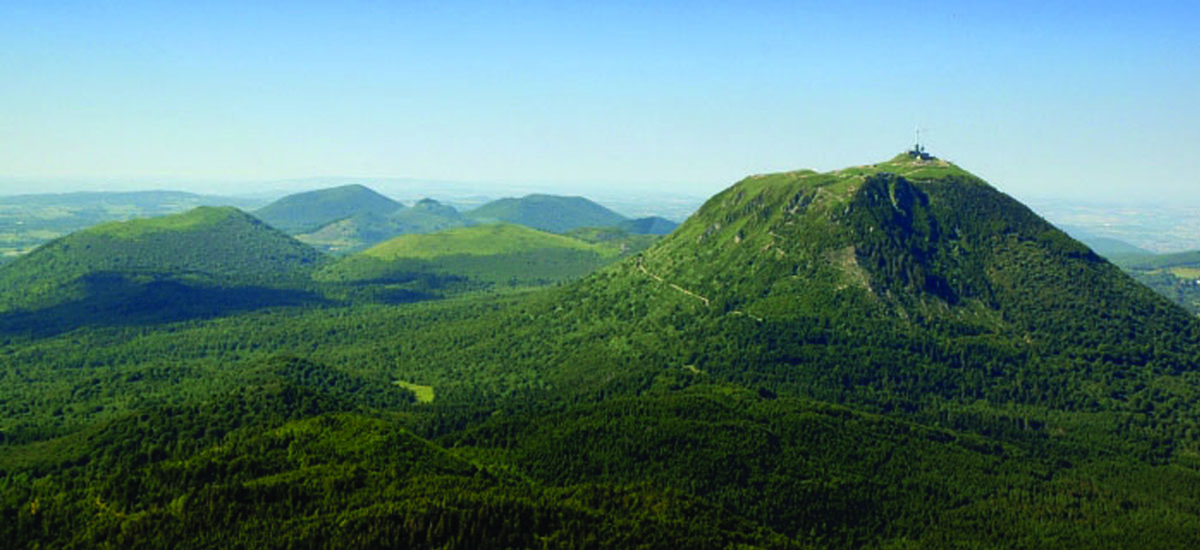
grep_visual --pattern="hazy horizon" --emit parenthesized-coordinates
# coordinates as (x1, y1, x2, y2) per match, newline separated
(2, 2, 1197, 203)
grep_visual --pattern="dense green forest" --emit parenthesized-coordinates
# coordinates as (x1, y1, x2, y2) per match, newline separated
(3, 155, 1200, 548)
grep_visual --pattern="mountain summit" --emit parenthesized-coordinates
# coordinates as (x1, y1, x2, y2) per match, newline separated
(639, 153, 1180, 328)
(553, 153, 1198, 414)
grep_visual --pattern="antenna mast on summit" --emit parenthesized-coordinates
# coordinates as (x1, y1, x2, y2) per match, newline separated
(908, 126, 935, 160)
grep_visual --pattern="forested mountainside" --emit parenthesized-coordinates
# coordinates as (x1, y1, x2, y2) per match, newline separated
(3, 154, 1200, 548)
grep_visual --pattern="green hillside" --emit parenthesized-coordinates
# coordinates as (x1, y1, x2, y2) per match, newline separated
(467, 194, 627, 233)
(0, 206, 325, 332)
(317, 223, 624, 289)
(5, 154, 1200, 548)
(255, 184, 402, 234)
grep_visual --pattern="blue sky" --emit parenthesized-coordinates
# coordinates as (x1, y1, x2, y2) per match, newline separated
(1, 1, 1196, 202)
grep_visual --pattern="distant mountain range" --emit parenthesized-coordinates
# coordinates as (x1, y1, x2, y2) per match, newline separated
(256, 186, 680, 253)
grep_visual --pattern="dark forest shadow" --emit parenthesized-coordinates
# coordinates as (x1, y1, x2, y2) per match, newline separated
(0, 275, 334, 339)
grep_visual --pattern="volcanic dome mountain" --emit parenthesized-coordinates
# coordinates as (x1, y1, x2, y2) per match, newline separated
(530, 152, 1200, 414)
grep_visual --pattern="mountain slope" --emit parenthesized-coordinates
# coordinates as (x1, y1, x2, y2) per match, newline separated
(255, 184, 403, 234)
(633, 155, 1191, 335)
(467, 194, 627, 233)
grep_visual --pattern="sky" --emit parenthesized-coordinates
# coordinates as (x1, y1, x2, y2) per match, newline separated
(1, 1, 1197, 203)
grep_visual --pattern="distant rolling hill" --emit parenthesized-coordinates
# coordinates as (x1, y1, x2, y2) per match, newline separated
(1080, 236, 1155, 258)
(467, 194, 627, 233)
(0, 190, 263, 259)
(0, 206, 325, 334)
(1058, 225, 1156, 260)
(618, 215, 679, 235)
(316, 223, 631, 290)
(255, 184, 403, 234)
(297, 198, 470, 254)
(1112, 249, 1200, 314)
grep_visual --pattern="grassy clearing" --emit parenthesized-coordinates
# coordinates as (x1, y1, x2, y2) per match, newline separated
(394, 380, 435, 403)
(1169, 267, 1200, 279)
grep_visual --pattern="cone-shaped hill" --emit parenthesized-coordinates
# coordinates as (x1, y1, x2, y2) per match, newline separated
(500, 153, 1200, 417)
(317, 223, 629, 289)
(467, 194, 627, 233)
(628, 154, 1191, 339)
(0, 207, 325, 328)
(255, 184, 403, 234)
(383, 155, 1200, 545)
